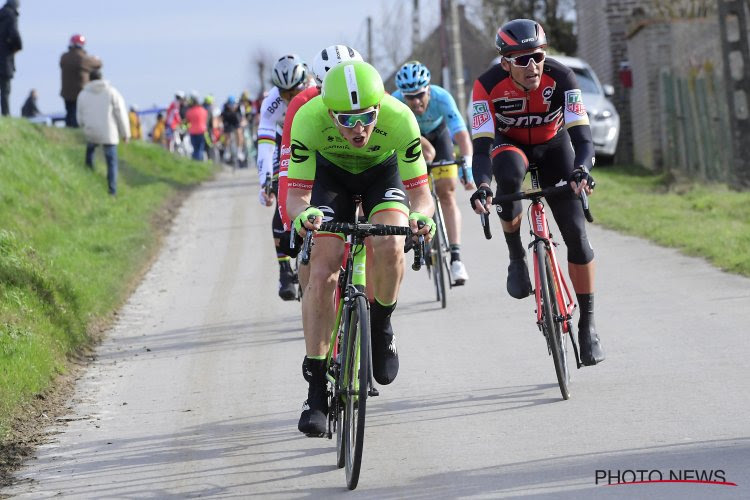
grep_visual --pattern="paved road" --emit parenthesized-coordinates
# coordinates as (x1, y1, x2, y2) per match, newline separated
(5, 168, 749, 498)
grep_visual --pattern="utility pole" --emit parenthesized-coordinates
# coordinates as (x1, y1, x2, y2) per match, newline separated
(439, 0, 450, 91)
(718, 0, 750, 186)
(412, 0, 420, 52)
(448, 0, 466, 114)
(367, 16, 373, 64)
(257, 61, 265, 92)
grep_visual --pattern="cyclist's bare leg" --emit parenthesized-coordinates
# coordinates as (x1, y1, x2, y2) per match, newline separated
(421, 136, 435, 164)
(435, 177, 460, 245)
(568, 261, 595, 294)
(368, 211, 408, 304)
(301, 237, 345, 357)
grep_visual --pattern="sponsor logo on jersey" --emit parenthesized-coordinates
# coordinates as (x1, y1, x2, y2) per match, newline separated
(495, 107, 563, 130)
(374, 127, 388, 136)
(403, 137, 422, 163)
(383, 188, 406, 201)
(542, 86, 554, 101)
(494, 97, 526, 114)
(472, 101, 492, 130)
(367, 145, 381, 152)
(280, 146, 291, 156)
(290, 139, 310, 163)
(565, 90, 586, 116)
(266, 97, 283, 114)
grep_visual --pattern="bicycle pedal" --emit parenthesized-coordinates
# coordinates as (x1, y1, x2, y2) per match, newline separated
(368, 387, 380, 397)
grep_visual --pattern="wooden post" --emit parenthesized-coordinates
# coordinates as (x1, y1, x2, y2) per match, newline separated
(718, 0, 750, 187)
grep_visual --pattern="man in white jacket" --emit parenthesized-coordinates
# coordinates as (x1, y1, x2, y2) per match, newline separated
(77, 69, 130, 195)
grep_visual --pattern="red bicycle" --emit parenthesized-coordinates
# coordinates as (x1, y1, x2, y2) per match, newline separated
(480, 164, 593, 400)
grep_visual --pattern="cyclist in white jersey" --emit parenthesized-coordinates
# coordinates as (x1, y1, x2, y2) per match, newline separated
(257, 54, 311, 300)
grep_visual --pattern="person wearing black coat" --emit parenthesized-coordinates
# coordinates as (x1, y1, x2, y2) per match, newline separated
(0, 0, 21, 116)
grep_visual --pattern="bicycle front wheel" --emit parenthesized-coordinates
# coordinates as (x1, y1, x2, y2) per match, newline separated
(342, 294, 370, 489)
(535, 241, 570, 400)
(432, 204, 447, 308)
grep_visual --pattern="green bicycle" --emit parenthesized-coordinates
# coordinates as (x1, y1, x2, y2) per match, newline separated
(300, 200, 423, 490)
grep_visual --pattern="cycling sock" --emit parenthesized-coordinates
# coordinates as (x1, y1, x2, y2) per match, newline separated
(450, 244, 461, 263)
(370, 299, 396, 335)
(278, 256, 292, 272)
(576, 293, 595, 330)
(504, 229, 525, 260)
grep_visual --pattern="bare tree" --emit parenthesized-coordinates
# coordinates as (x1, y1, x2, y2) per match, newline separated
(466, 0, 577, 54)
(248, 47, 276, 95)
(375, 1, 411, 74)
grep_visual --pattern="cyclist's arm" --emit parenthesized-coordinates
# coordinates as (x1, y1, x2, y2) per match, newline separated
(286, 110, 318, 228)
(279, 91, 315, 231)
(469, 80, 496, 187)
(395, 110, 434, 219)
(560, 71, 595, 172)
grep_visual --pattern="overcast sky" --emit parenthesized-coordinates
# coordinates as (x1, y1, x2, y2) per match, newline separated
(9, 0, 444, 115)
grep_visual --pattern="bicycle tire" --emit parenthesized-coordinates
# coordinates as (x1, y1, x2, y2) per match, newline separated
(343, 295, 369, 489)
(535, 241, 570, 400)
(432, 203, 447, 308)
(334, 318, 345, 469)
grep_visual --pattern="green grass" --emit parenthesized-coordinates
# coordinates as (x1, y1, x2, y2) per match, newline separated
(0, 118, 213, 436)
(593, 165, 750, 276)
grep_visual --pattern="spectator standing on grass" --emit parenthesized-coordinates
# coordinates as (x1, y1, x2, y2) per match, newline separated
(185, 91, 208, 161)
(20, 88, 39, 117)
(60, 33, 101, 127)
(151, 112, 166, 146)
(128, 105, 142, 140)
(0, 0, 22, 116)
(77, 69, 130, 196)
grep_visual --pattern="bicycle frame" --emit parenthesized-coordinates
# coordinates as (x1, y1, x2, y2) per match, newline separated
(528, 200, 576, 334)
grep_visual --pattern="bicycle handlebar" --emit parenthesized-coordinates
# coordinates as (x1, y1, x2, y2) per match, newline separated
(298, 217, 424, 270)
(478, 184, 594, 240)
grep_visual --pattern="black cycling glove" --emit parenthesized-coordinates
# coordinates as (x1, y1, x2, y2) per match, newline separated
(469, 185, 494, 211)
(569, 165, 596, 189)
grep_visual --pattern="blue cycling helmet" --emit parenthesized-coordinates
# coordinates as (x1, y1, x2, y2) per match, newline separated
(395, 61, 431, 93)
(227, 95, 237, 105)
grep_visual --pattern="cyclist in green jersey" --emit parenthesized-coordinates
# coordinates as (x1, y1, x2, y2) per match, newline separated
(287, 61, 435, 436)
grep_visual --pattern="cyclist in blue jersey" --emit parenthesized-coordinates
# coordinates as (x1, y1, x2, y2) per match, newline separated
(393, 61, 474, 285)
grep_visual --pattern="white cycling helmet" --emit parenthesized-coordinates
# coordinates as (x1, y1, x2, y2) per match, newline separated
(175, 90, 186, 100)
(312, 45, 363, 86)
(271, 54, 308, 90)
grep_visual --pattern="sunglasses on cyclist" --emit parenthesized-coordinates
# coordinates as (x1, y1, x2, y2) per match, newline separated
(505, 51, 546, 68)
(332, 108, 378, 128)
(403, 90, 427, 100)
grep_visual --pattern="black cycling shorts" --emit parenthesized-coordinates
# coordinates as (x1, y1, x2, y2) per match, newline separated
(310, 152, 410, 223)
(424, 121, 455, 165)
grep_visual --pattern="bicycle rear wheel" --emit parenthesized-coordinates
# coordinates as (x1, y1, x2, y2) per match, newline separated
(342, 294, 370, 489)
(535, 242, 570, 400)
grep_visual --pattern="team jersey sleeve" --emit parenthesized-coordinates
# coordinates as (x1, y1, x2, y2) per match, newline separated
(435, 87, 467, 137)
(559, 68, 595, 170)
(394, 105, 428, 190)
(256, 100, 277, 184)
(286, 103, 318, 193)
(470, 79, 495, 186)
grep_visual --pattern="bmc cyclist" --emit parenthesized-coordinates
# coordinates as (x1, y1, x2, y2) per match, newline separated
(393, 61, 475, 285)
(287, 61, 435, 435)
(469, 19, 604, 366)
(257, 54, 310, 301)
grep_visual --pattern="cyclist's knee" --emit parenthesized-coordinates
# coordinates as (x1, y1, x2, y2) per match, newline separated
(435, 178, 457, 200)
(567, 238, 594, 265)
(371, 235, 405, 263)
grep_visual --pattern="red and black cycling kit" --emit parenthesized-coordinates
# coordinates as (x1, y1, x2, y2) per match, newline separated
(470, 57, 596, 265)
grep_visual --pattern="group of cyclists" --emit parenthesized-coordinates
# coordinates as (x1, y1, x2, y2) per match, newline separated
(153, 89, 260, 164)
(228, 18, 606, 437)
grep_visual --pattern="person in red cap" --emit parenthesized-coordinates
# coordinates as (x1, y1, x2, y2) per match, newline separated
(60, 33, 101, 127)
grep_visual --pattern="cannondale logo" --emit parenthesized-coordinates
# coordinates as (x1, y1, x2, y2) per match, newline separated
(383, 188, 406, 201)
(319, 205, 335, 223)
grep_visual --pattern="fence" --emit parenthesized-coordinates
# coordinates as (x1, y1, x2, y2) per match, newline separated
(660, 68, 733, 182)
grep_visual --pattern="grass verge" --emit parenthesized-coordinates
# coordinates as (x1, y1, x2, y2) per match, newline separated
(593, 165, 750, 276)
(0, 118, 213, 473)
